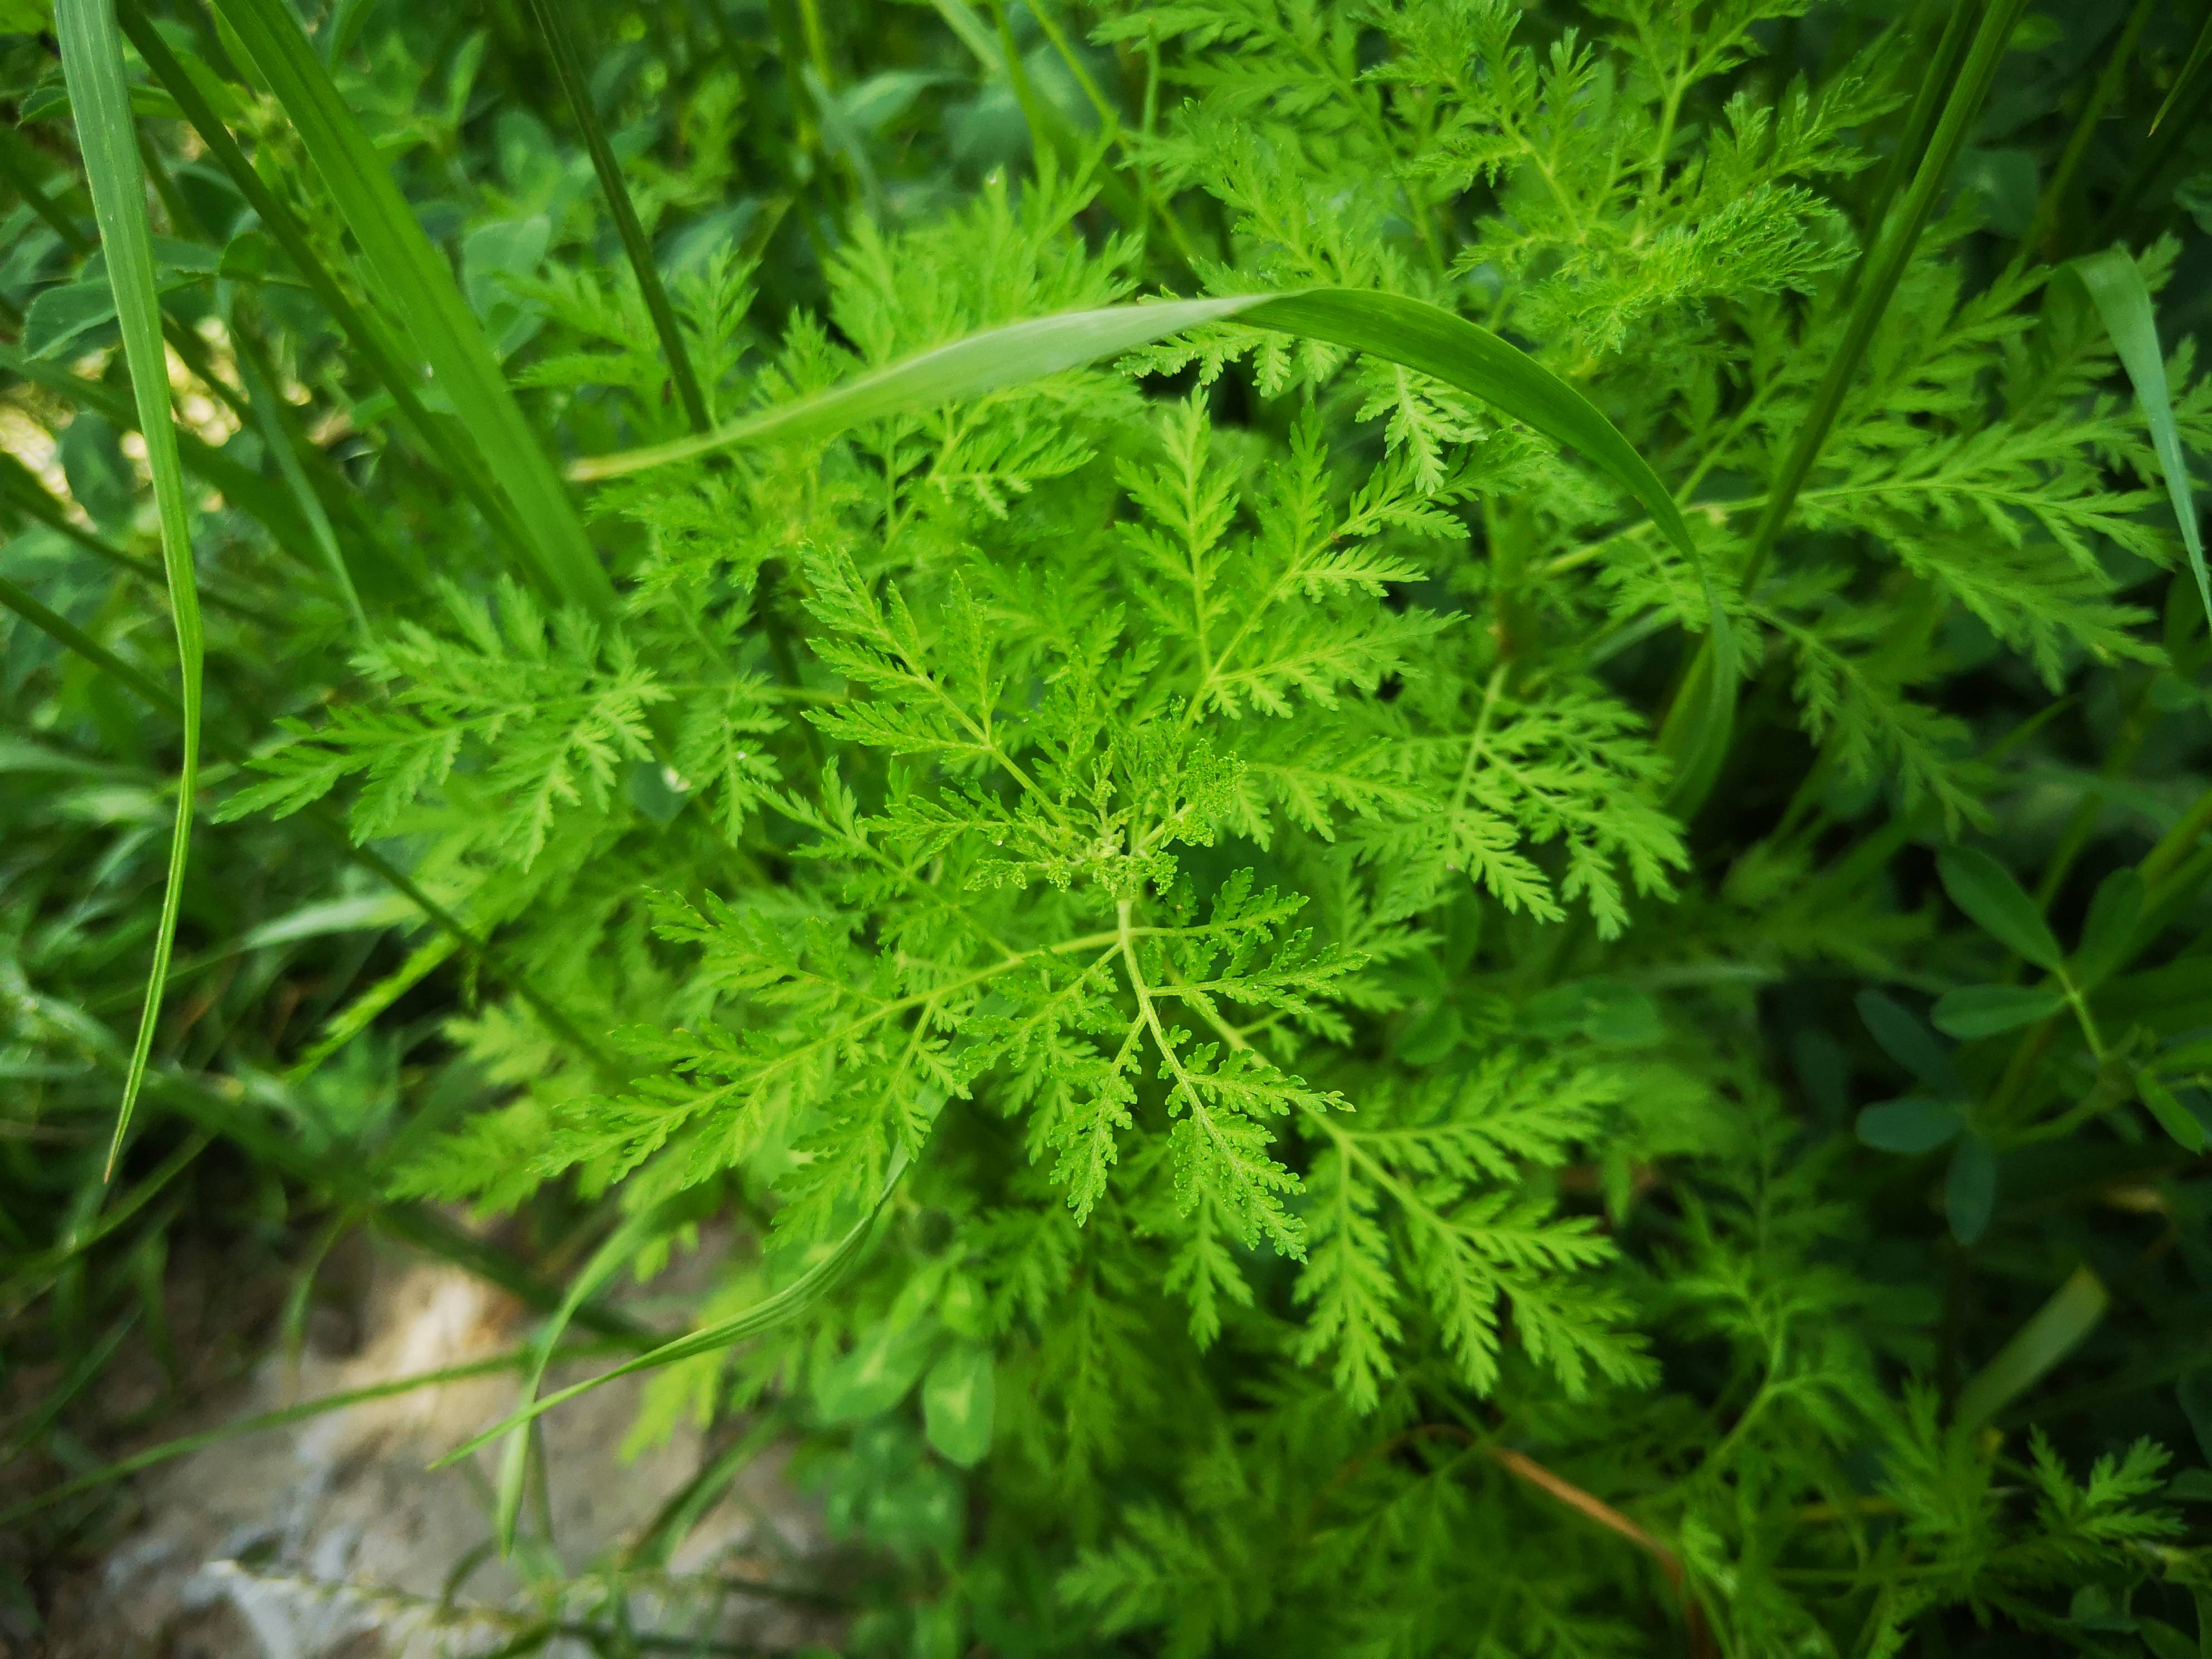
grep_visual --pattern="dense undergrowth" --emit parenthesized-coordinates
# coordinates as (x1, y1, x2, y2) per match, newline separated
(8, 0, 2212, 1653)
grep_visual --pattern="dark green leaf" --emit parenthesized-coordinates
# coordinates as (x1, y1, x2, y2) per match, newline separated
(1856, 1098, 1966, 1153)
(1946, 1134, 1997, 1244)
(1856, 991, 1962, 1094)
(2140, 1074, 2208, 1153)
(1930, 983, 2067, 1039)
(1938, 847, 2065, 970)
(2073, 867, 2145, 987)
(2180, 1371, 2212, 1462)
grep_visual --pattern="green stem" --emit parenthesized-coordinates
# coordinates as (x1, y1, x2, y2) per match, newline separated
(1655, 0, 2030, 803)
(1738, 0, 2027, 599)
(2019, 0, 2157, 260)
(522, 0, 712, 433)
(1846, 0, 1982, 296)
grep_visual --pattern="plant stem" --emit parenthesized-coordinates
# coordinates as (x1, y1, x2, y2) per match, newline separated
(2019, 0, 2157, 261)
(523, 0, 712, 433)
(1656, 0, 2030, 809)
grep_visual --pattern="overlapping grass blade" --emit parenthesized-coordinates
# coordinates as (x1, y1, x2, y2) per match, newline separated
(572, 287, 1730, 748)
(1656, 0, 2028, 810)
(522, 0, 710, 433)
(0, 1340, 625, 1530)
(573, 290, 1709, 597)
(228, 308, 369, 639)
(207, 0, 614, 615)
(2067, 248, 2208, 630)
(121, 7, 530, 574)
(0, 581, 622, 1080)
(57, 0, 207, 1181)
(435, 1149, 910, 1467)
(1954, 1265, 2109, 1430)
(492, 1201, 676, 1554)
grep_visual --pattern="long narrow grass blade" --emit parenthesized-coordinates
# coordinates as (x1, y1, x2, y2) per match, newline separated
(434, 1149, 910, 1467)
(493, 1202, 675, 1555)
(1849, 0, 1983, 288)
(1739, 0, 2029, 596)
(521, 0, 710, 432)
(572, 287, 1729, 730)
(1655, 0, 2028, 811)
(1954, 1265, 2109, 1430)
(0, 1340, 623, 1530)
(228, 307, 370, 638)
(208, 0, 614, 615)
(2153, 11, 2212, 134)
(0, 453, 275, 624)
(572, 290, 1702, 566)
(2020, 0, 2157, 259)
(2068, 248, 2208, 630)
(1, 578, 623, 1080)
(0, 572, 185, 715)
(121, 7, 530, 570)
(57, 0, 207, 1182)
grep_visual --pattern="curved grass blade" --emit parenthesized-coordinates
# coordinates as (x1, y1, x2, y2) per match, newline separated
(574, 292, 1710, 596)
(208, 0, 614, 616)
(0, 572, 182, 714)
(493, 1201, 677, 1555)
(0, 341, 319, 564)
(571, 285, 1731, 748)
(2068, 248, 2207, 631)
(0, 1339, 623, 1530)
(0, 583, 624, 1081)
(1656, 0, 2029, 810)
(227, 304, 370, 639)
(57, 0, 206, 1182)
(434, 1148, 910, 1469)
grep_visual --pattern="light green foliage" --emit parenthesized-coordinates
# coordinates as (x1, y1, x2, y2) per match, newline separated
(11, 0, 2212, 1655)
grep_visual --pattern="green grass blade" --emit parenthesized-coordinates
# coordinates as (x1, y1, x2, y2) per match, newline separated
(1, 579, 623, 1081)
(120, 7, 530, 572)
(521, 0, 711, 433)
(1654, 0, 2027, 810)
(433, 1149, 910, 1468)
(1954, 1265, 2109, 1430)
(2154, 10, 2212, 134)
(2068, 248, 2208, 631)
(1740, 0, 2029, 595)
(493, 1201, 675, 1555)
(571, 289, 1703, 569)
(227, 307, 370, 639)
(0, 1339, 624, 1530)
(57, 0, 206, 1182)
(1847, 0, 1982, 288)
(573, 287, 1730, 742)
(0, 573, 181, 714)
(208, 0, 614, 616)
